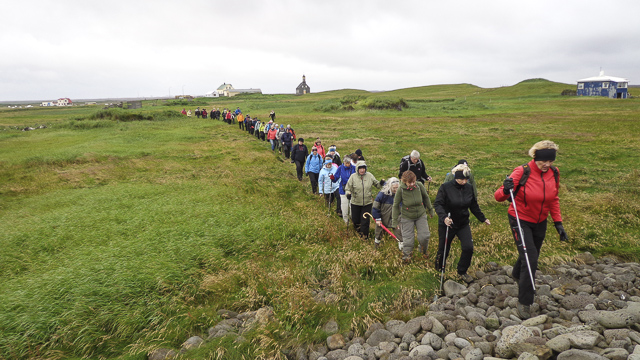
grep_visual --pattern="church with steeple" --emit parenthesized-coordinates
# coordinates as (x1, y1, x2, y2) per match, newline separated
(296, 75, 310, 95)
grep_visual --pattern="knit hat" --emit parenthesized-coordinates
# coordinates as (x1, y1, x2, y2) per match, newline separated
(458, 159, 468, 166)
(312, 146, 318, 151)
(329, 147, 336, 152)
(355, 149, 363, 157)
(299, 138, 304, 142)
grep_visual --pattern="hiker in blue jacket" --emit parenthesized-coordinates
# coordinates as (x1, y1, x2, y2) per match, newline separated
(331, 154, 356, 223)
(319, 157, 340, 214)
(305, 146, 323, 194)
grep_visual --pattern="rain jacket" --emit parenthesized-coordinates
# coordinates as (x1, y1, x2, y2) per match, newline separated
(332, 163, 356, 195)
(494, 159, 562, 224)
(318, 160, 339, 195)
(372, 191, 395, 225)
(435, 180, 486, 229)
(305, 152, 323, 174)
(344, 161, 382, 206)
(391, 182, 434, 228)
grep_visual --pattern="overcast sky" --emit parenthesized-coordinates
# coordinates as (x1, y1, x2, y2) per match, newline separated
(2, 0, 639, 101)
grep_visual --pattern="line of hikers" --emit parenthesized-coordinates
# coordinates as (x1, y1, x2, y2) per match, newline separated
(219, 110, 566, 319)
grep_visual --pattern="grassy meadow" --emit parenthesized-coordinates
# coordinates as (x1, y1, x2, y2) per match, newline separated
(1, 79, 639, 359)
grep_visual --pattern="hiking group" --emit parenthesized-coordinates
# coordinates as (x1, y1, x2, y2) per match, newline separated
(201, 106, 566, 320)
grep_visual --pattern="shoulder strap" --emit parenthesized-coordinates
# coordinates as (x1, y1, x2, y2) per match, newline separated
(513, 164, 530, 197)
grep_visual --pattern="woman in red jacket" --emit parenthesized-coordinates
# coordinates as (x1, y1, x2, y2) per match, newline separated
(494, 140, 568, 320)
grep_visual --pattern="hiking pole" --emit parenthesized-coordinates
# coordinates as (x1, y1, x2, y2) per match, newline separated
(508, 175, 536, 292)
(326, 194, 331, 217)
(437, 213, 452, 300)
(362, 212, 401, 244)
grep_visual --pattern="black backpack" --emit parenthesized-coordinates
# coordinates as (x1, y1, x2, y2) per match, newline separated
(513, 163, 559, 197)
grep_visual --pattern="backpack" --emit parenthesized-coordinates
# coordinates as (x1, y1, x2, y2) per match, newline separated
(513, 163, 559, 197)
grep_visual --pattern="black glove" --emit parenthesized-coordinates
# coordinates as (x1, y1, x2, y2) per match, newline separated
(555, 221, 568, 242)
(379, 179, 386, 186)
(503, 177, 514, 195)
(346, 194, 351, 201)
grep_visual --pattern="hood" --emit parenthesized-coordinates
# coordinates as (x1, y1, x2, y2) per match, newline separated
(355, 160, 367, 172)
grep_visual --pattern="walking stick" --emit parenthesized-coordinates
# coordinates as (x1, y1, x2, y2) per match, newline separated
(437, 213, 451, 299)
(362, 212, 401, 243)
(508, 176, 536, 293)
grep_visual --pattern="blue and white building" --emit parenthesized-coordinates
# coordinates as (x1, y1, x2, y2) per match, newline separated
(577, 71, 629, 99)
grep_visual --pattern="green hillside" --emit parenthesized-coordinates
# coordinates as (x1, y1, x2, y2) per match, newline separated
(1, 81, 639, 359)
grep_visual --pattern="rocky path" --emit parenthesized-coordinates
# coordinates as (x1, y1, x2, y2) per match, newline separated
(150, 252, 640, 360)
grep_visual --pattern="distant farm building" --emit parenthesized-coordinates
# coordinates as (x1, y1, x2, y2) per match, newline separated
(217, 83, 234, 96)
(577, 71, 629, 99)
(227, 89, 262, 97)
(41, 101, 55, 106)
(204, 90, 220, 98)
(296, 75, 310, 95)
(175, 95, 194, 100)
(57, 98, 72, 106)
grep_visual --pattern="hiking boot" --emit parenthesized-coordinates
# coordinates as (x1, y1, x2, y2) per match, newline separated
(374, 239, 380, 250)
(402, 255, 411, 264)
(517, 303, 531, 320)
(458, 273, 474, 284)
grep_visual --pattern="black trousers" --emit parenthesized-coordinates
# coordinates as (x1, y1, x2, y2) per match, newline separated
(435, 224, 473, 275)
(308, 172, 319, 194)
(351, 203, 373, 239)
(509, 215, 546, 306)
(283, 146, 291, 159)
(294, 160, 304, 180)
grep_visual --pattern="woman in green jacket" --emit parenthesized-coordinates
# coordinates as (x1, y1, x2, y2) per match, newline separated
(392, 171, 435, 263)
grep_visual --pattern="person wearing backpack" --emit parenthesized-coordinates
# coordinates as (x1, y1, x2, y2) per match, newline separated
(331, 154, 356, 223)
(282, 128, 293, 159)
(444, 159, 478, 199)
(435, 163, 490, 283)
(305, 146, 324, 194)
(398, 150, 432, 185)
(392, 171, 435, 263)
(494, 140, 567, 320)
(345, 161, 384, 239)
(319, 157, 340, 214)
(291, 138, 308, 181)
(373, 177, 402, 249)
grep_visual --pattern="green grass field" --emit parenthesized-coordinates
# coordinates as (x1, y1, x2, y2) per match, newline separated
(1, 79, 639, 359)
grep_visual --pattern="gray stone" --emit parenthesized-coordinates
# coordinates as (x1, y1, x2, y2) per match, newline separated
(420, 317, 433, 331)
(323, 320, 339, 335)
(511, 342, 553, 360)
(464, 347, 483, 360)
(495, 325, 535, 358)
(327, 334, 346, 351)
(522, 315, 548, 327)
(347, 343, 365, 356)
(556, 349, 608, 360)
(444, 280, 468, 297)
(454, 338, 471, 349)
(421, 332, 443, 350)
(518, 352, 540, 360)
(180, 336, 204, 352)
(600, 348, 629, 360)
(148, 348, 178, 360)
(574, 252, 597, 265)
(408, 345, 434, 357)
(324, 349, 349, 360)
(430, 317, 446, 336)
(364, 322, 385, 339)
(595, 309, 640, 328)
(366, 329, 395, 347)
(561, 294, 597, 310)
(401, 333, 415, 344)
